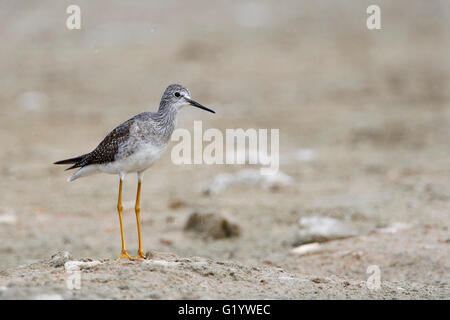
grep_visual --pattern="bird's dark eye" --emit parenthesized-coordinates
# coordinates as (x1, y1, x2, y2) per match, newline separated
(174, 92, 180, 97)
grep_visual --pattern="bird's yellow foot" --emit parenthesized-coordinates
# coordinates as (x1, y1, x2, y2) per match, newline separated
(135, 250, 146, 260)
(118, 250, 134, 261)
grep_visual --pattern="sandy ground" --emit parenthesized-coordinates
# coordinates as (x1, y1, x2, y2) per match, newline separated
(0, 1, 449, 299)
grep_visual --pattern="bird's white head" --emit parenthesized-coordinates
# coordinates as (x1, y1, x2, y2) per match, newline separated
(159, 84, 215, 113)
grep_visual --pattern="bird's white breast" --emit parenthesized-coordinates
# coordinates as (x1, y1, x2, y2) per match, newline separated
(99, 143, 168, 174)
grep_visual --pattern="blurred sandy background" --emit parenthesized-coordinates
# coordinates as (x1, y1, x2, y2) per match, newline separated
(0, 0, 449, 298)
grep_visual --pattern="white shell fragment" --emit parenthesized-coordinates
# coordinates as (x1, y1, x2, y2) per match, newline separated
(0, 214, 17, 225)
(291, 243, 323, 256)
(64, 260, 102, 271)
(202, 169, 293, 195)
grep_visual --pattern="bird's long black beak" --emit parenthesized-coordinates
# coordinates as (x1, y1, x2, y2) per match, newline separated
(186, 98, 215, 114)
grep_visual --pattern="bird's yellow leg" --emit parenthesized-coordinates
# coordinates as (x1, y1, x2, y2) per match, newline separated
(117, 178, 133, 261)
(134, 180, 146, 259)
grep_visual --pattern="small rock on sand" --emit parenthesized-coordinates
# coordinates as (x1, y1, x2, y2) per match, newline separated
(374, 222, 414, 234)
(184, 212, 240, 239)
(49, 251, 73, 267)
(294, 216, 357, 245)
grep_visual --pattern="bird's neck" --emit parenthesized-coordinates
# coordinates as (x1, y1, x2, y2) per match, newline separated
(157, 99, 177, 115)
(154, 101, 178, 141)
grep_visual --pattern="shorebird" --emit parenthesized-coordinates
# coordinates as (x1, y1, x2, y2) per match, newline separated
(54, 84, 215, 260)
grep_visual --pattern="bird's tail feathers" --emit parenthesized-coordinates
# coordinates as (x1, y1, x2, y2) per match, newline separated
(67, 165, 99, 182)
(54, 155, 84, 165)
(54, 155, 88, 170)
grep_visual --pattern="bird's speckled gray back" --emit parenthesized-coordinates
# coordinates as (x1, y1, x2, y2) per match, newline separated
(67, 84, 188, 169)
